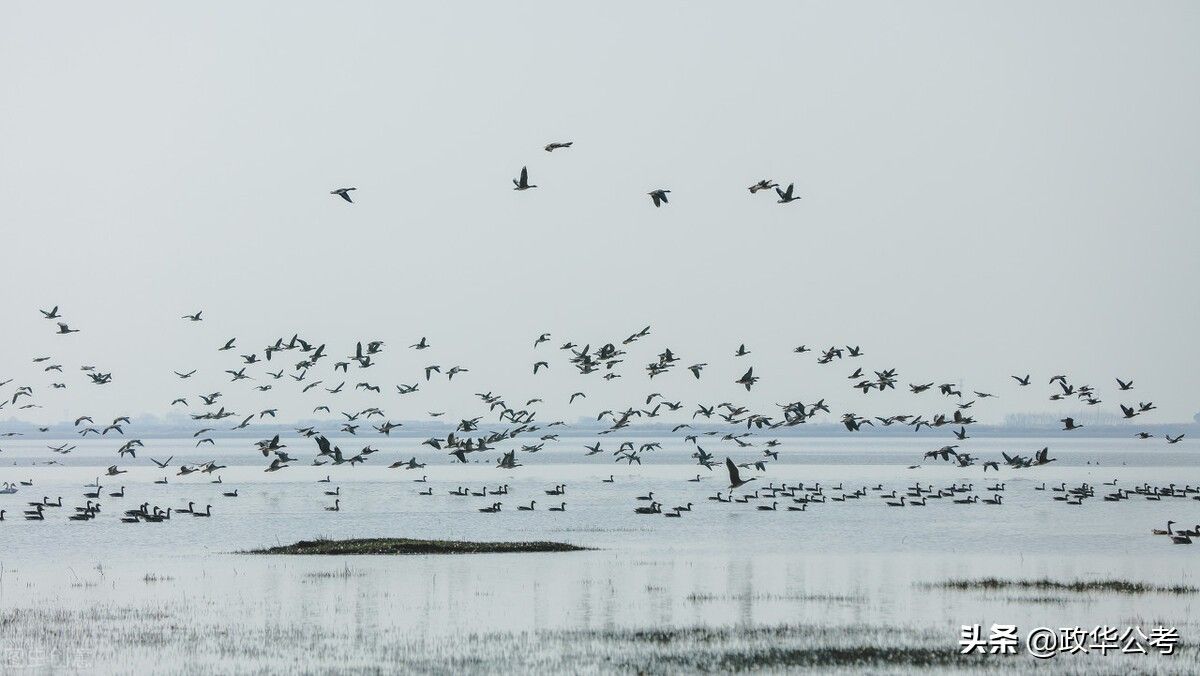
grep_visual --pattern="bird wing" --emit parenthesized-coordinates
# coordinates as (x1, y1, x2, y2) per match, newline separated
(725, 457, 741, 485)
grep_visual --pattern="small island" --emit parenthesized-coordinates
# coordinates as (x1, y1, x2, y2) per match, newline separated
(245, 537, 590, 556)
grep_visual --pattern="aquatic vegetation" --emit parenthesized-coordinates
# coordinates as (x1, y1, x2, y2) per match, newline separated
(928, 578, 1197, 594)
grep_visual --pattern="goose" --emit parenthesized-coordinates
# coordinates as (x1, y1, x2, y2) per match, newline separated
(952, 495, 977, 504)
(331, 187, 356, 202)
(648, 189, 671, 207)
(512, 166, 536, 190)
(725, 457, 756, 489)
(518, 501, 536, 511)
(748, 179, 778, 194)
(983, 494, 1003, 505)
(634, 502, 661, 515)
(24, 505, 44, 520)
(664, 508, 682, 518)
(178, 501, 195, 514)
(325, 499, 340, 512)
(223, 489, 238, 498)
(1151, 521, 1176, 536)
(544, 141, 573, 152)
(786, 503, 807, 512)
(414, 476, 428, 483)
(318, 475, 331, 483)
(324, 486, 340, 497)
(548, 502, 566, 512)
(545, 484, 565, 496)
(602, 475, 615, 483)
(108, 486, 125, 498)
(83, 486, 102, 499)
(636, 491, 654, 501)
(756, 501, 778, 511)
(191, 504, 212, 517)
(479, 502, 502, 513)
(418, 486, 433, 496)
(144, 507, 173, 523)
(1170, 533, 1193, 544)
(885, 496, 906, 507)
(154, 477, 168, 485)
(775, 183, 801, 203)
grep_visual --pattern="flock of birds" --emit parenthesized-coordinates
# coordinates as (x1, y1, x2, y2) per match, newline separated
(0, 303, 1193, 545)
(327, 140, 804, 208)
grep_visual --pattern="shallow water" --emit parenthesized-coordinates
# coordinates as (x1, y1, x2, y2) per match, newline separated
(1, 436, 1197, 673)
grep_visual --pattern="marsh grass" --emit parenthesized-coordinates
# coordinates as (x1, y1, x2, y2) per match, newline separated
(927, 578, 1197, 594)
(304, 564, 365, 580)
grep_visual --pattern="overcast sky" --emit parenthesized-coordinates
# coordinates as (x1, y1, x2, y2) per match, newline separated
(1, 1, 1197, 426)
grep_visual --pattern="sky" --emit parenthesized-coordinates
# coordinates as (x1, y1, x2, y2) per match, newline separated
(1, 1, 1198, 427)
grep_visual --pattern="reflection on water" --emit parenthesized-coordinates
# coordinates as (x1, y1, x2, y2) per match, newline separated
(1, 436, 1197, 672)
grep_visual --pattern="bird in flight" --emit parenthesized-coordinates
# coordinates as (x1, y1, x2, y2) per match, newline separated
(40, 306, 60, 319)
(775, 183, 801, 204)
(513, 166, 537, 191)
(735, 367, 759, 391)
(748, 179, 778, 194)
(182, 311, 203, 322)
(56, 322, 79, 334)
(331, 187, 357, 203)
(725, 457, 756, 489)
(544, 141, 573, 152)
(648, 189, 671, 208)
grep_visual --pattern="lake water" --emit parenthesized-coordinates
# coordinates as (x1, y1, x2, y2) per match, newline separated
(1, 436, 1197, 673)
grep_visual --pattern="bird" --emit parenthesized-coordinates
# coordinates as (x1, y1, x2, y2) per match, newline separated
(181, 311, 203, 322)
(512, 166, 536, 190)
(331, 187, 356, 203)
(735, 367, 758, 391)
(39, 306, 60, 319)
(1060, 417, 1082, 431)
(775, 183, 801, 203)
(725, 457, 756, 489)
(544, 141, 573, 152)
(56, 322, 79, 334)
(648, 189, 671, 207)
(748, 179, 778, 194)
